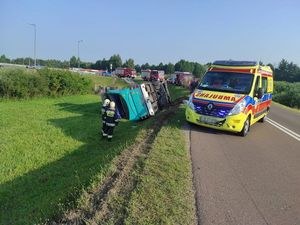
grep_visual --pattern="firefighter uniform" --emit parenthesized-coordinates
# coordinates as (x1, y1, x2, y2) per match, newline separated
(103, 101, 119, 141)
(101, 99, 110, 136)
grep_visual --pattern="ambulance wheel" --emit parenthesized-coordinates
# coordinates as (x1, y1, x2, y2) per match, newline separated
(239, 117, 250, 137)
(259, 115, 266, 123)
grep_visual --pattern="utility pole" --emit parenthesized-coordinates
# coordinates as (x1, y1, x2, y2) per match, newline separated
(77, 40, 83, 68)
(29, 24, 37, 67)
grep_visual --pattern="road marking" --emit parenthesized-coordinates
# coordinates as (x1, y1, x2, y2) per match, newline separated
(266, 118, 300, 142)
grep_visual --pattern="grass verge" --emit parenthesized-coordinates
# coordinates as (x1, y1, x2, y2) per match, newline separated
(124, 106, 196, 225)
(272, 101, 300, 113)
(0, 95, 141, 225)
(0, 81, 191, 224)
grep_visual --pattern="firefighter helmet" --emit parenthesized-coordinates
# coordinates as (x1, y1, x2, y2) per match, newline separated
(110, 101, 116, 109)
(104, 99, 110, 106)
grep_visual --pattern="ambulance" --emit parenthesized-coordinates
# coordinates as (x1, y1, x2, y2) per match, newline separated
(185, 60, 273, 136)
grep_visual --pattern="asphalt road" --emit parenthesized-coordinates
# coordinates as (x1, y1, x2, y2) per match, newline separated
(190, 103, 300, 225)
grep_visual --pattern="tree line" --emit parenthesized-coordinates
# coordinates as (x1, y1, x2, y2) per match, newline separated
(1, 54, 300, 81)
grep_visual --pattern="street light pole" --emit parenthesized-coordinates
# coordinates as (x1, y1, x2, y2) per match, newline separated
(29, 23, 37, 67)
(77, 40, 83, 68)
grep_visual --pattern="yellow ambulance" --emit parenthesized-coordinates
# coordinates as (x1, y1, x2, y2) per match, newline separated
(185, 60, 273, 136)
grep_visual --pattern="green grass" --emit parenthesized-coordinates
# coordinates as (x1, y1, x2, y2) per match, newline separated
(0, 79, 191, 224)
(125, 106, 196, 225)
(0, 95, 142, 225)
(272, 101, 300, 113)
(168, 84, 190, 101)
(86, 75, 129, 89)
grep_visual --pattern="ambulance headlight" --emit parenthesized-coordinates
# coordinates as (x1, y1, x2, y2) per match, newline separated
(228, 99, 246, 116)
(187, 95, 195, 110)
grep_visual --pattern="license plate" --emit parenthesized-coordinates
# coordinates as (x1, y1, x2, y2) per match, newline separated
(199, 116, 218, 125)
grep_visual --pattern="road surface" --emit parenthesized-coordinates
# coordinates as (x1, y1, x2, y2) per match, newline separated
(190, 103, 300, 225)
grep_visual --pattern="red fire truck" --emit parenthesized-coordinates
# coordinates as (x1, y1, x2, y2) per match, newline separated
(115, 68, 136, 78)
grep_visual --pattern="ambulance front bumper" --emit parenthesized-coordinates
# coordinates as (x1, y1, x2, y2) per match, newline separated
(185, 107, 246, 133)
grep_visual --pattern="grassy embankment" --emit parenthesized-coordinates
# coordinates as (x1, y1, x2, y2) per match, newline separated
(125, 105, 196, 225)
(0, 75, 194, 224)
(0, 75, 133, 225)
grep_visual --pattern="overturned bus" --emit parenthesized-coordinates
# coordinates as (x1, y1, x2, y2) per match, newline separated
(102, 81, 171, 121)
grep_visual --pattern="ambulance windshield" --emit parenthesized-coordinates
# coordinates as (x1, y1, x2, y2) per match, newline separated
(198, 72, 254, 94)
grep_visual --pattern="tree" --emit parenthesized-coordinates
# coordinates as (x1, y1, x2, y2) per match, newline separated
(157, 62, 164, 70)
(267, 63, 275, 72)
(141, 63, 150, 70)
(0, 54, 10, 63)
(135, 64, 141, 73)
(193, 63, 206, 78)
(70, 56, 78, 68)
(175, 59, 194, 72)
(123, 58, 135, 68)
(164, 63, 175, 74)
(275, 59, 300, 82)
(109, 54, 122, 69)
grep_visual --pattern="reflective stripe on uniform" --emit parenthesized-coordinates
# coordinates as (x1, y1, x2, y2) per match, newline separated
(108, 135, 113, 138)
(103, 133, 108, 136)
(106, 110, 115, 117)
(106, 122, 115, 127)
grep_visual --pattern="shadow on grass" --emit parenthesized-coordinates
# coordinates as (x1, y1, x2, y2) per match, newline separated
(0, 102, 142, 225)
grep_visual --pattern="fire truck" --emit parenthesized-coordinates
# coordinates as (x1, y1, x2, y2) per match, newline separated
(150, 70, 165, 81)
(141, 69, 151, 81)
(115, 68, 136, 78)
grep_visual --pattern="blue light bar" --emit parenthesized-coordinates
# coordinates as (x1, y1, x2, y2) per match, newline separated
(213, 60, 257, 66)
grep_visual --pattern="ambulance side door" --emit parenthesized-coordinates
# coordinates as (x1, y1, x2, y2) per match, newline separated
(253, 75, 264, 118)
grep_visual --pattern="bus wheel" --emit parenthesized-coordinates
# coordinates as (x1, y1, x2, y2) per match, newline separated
(239, 117, 250, 137)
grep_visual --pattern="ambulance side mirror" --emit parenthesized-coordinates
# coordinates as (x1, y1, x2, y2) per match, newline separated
(255, 88, 263, 99)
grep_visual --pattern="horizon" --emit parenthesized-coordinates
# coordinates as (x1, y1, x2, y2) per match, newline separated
(1, 0, 300, 66)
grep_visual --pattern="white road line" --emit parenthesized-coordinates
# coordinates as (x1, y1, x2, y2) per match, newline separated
(266, 118, 300, 142)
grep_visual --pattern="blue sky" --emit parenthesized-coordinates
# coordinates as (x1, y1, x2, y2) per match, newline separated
(1, 0, 300, 65)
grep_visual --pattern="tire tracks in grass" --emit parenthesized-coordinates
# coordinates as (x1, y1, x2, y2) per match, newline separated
(49, 98, 185, 225)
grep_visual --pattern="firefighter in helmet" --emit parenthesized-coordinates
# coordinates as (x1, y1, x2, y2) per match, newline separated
(101, 98, 110, 136)
(103, 101, 119, 141)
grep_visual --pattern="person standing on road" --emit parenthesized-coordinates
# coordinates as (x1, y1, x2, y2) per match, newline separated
(103, 101, 119, 141)
(101, 98, 110, 137)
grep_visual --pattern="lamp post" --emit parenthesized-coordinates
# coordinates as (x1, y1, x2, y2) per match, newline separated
(77, 40, 83, 68)
(29, 23, 37, 67)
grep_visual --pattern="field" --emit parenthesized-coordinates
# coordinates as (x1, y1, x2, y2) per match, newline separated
(0, 77, 193, 224)
(0, 94, 144, 224)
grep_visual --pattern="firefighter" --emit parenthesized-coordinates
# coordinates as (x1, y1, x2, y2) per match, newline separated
(101, 98, 110, 136)
(103, 101, 119, 141)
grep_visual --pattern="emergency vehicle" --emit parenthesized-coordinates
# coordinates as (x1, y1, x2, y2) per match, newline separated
(186, 60, 273, 136)
(141, 69, 151, 81)
(115, 68, 136, 78)
(150, 70, 165, 81)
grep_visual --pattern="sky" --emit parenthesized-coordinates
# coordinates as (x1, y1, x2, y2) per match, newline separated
(1, 0, 300, 66)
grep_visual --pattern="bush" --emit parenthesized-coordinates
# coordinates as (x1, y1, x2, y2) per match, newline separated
(38, 68, 92, 96)
(0, 68, 93, 99)
(273, 81, 300, 108)
(0, 69, 48, 98)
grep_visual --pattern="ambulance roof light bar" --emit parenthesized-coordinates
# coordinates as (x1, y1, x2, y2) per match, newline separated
(213, 60, 258, 66)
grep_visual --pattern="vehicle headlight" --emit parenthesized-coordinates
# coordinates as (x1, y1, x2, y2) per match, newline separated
(228, 99, 246, 116)
(187, 95, 195, 110)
